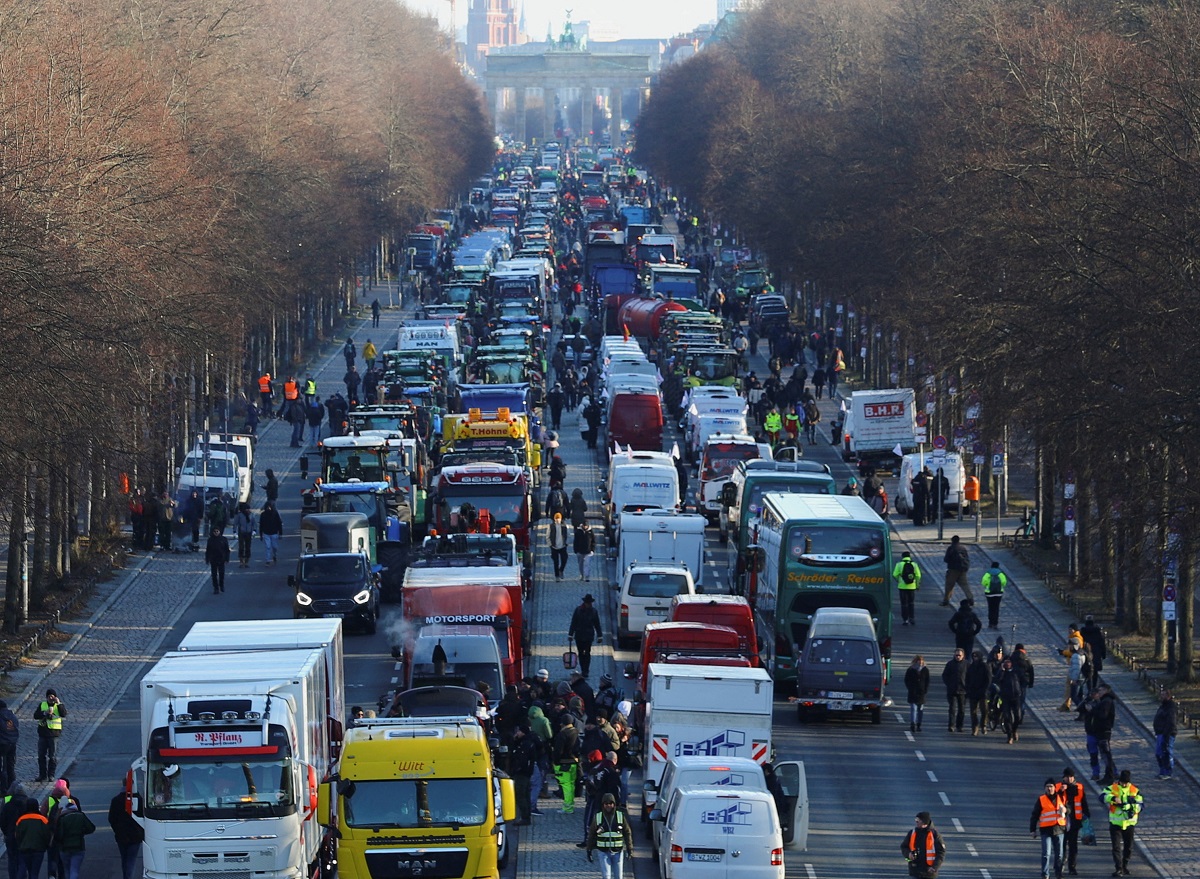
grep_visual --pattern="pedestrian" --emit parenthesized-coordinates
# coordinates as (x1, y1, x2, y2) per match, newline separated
(548, 383, 565, 430)
(996, 657, 1026, 743)
(52, 797, 95, 879)
(574, 522, 596, 581)
(306, 398, 325, 447)
(257, 372, 274, 417)
(287, 398, 306, 447)
(764, 405, 782, 445)
(262, 468, 279, 503)
(904, 656, 930, 733)
(1152, 689, 1178, 780)
(900, 811, 946, 879)
(342, 337, 355, 368)
(585, 793, 632, 879)
(1061, 643, 1087, 712)
(1030, 777, 1067, 879)
(802, 396, 820, 445)
(233, 503, 255, 567)
(941, 535, 972, 605)
(363, 338, 377, 371)
(550, 455, 568, 486)
(33, 690, 65, 783)
(569, 488, 588, 529)
(107, 786, 143, 879)
(965, 650, 992, 736)
(242, 399, 259, 437)
(371, 298, 381, 327)
(840, 477, 861, 497)
(0, 701, 18, 793)
(811, 367, 826, 399)
(1080, 615, 1106, 691)
(205, 527, 231, 594)
(552, 718, 581, 814)
(941, 649, 968, 733)
(13, 799, 50, 879)
(303, 373, 318, 405)
(507, 726, 539, 825)
(183, 489, 203, 547)
(205, 493, 229, 538)
(1058, 768, 1090, 876)
(157, 490, 174, 553)
(1101, 770, 1142, 877)
(568, 594, 603, 678)
(343, 365, 360, 401)
(583, 397, 602, 449)
(141, 491, 160, 549)
(894, 551, 922, 626)
(550, 513, 570, 579)
(1, 784, 34, 879)
(41, 778, 68, 879)
(947, 599, 982, 654)
(259, 500, 283, 565)
(980, 561, 1006, 629)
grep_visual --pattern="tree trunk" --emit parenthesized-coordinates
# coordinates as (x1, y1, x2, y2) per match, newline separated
(30, 462, 48, 596)
(3, 479, 28, 634)
(1099, 489, 1116, 609)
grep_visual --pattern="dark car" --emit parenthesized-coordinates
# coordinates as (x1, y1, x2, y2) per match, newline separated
(289, 552, 380, 634)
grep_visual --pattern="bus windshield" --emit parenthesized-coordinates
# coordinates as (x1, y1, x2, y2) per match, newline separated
(786, 525, 886, 567)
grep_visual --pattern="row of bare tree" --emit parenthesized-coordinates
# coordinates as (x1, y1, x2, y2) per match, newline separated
(636, 0, 1199, 679)
(0, 0, 494, 630)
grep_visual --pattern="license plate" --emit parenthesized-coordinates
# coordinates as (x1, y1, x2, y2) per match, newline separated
(648, 607, 668, 616)
(688, 853, 723, 862)
(828, 691, 854, 699)
(829, 700, 851, 712)
(322, 613, 343, 619)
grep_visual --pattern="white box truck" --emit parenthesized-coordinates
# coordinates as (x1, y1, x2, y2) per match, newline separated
(129, 623, 344, 879)
(842, 388, 917, 469)
(641, 664, 774, 821)
(617, 510, 707, 591)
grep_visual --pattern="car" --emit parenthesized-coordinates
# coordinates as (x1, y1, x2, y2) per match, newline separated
(617, 563, 695, 648)
(289, 552, 380, 634)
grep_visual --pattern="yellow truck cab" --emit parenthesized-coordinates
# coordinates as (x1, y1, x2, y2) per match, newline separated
(320, 715, 516, 879)
(442, 407, 542, 477)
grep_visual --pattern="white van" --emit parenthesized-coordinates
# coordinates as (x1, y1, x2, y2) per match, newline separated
(895, 451, 966, 514)
(654, 788, 784, 879)
(689, 414, 749, 461)
(649, 756, 808, 854)
(616, 563, 695, 648)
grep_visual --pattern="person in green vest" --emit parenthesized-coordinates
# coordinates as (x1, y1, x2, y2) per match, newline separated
(982, 562, 1007, 630)
(764, 406, 782, 445)
(33, 690, 66, 783)
(1101, 770, 1142, 877)
(585, 793, 632, 879)
(893, 551, 922, 626)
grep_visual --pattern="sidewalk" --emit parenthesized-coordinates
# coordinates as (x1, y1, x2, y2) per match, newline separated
(0, 284, 411, 794)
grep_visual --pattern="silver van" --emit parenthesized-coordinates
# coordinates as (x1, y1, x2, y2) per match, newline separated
(793, 607, 887, 724)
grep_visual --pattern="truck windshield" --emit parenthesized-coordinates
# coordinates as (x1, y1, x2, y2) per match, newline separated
(146, 757, 294, 817)
(300, 556, 367, 584)
(181, 457, 235, 478)
(702, 444, 761, 481)
(343, 778, 489, 828)
(321, 493, 383, 529)
(626, 572, 690, 598)
(690, 354, 737, 381)
(437, 492, 523, 529)
(786, 525, 886, 567)
(324, 449, 385, 483)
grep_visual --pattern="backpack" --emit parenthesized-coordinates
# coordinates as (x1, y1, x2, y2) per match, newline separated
(901, 559, 916, 585)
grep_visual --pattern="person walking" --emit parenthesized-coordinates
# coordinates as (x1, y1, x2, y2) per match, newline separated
(232, 503, 256, 568)
(13, 799, 51, 879)
(343, 366, 360, 402)
(1, 784, 35, 879)
(262, 468, 279, 504)
(1101, 771, 1142, 877)
(941, 649, 968, 733)
(941, 535, 972, 606)
(0, 701, 18, 792)
(574, 522, 596, 581)
(965, 650, 992, 736)
(583, 398, 602, 449)
(996, 657, 1027, 743)
(52, 797, 95, 879)
(982, 562, 1007, 630)
(894, 551, 922, 626)
(1030, 778, 1068, 879)
(286, 398, 306, 447)
(259, 500, 283, 566)
(1152, 689, 1178, 780)
(108, 788, 143, 879)
(570, 488, 588, 529)
(547, 383, 565, 430)
(904, 656, 930, 733)
(305, 398, 325, 447)
(342, 337, 356, 369)
(33, 690, 65, 783)
(585, 793, 632, 879)
(1081, 684, 1118, 783)
(552, 719, 581, 814)
(371, 298, 381, 328)
(362, 338, 377, 371)
(508, 726, 539, 825)
(303, 374, 318, 405)
(550, 513, 570, 579)
(1080, 615, 1106, 691)
(764, 406, 782, 445)
(947, 599, 982, 655)
(1058, 768, 1090, 876)
(157, 490, 174, 553)
(568, 594, 603, 678)
(901, 812, 946, 879)
(205, 527, 231, 594)
(257, 372, 274, 418)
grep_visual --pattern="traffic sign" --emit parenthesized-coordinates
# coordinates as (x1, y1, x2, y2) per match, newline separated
(1163, 602, 1177, 621)
(916, 412, 928, 427)
(933, 435, 947, 450)
(992, 453, 1005, 470)
(1164, 584, 1177, 602)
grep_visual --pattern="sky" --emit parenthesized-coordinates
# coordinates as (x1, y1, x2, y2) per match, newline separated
(399, 0, 718, 42)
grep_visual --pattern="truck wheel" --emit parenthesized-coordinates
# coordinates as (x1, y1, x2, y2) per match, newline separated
(870, 706, 882, 724)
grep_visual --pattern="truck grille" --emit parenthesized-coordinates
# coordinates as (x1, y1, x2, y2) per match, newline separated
(365, 847, 470, 879)
(193, 873, 251, 879)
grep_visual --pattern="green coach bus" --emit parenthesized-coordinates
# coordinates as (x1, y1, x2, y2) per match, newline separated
(751, 493, 893, 686)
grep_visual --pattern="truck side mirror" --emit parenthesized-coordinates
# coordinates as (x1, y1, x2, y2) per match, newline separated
(720, 483, 736, 506)
(299, 455, 309, 479)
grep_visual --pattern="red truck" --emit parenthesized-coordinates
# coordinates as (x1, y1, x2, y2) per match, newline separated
(433, 463, 532, 551)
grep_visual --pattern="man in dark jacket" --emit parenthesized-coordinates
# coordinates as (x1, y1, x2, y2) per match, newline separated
(1153, 689, 1179, 779)
(108, 788, 145, 879)
(1086, 684, 1119, 782)
(583, 398, 602, 449)
(1079, 615, 1106, 690)
(947, 600, 982, 654)
(547, 384, 565, 430)
(901, 811, 946, 878)
(941, 650, 968, 733)
(996, 658, 1027, 743)
(205, 527, 231, 594)
(568, 595, 603, 677)
(964, 651, 992, 736)
(507, 726, 541, 825)
(1, 783, 35, 879)
(0, 701, 18, 792)
(941, 535, 972, 605)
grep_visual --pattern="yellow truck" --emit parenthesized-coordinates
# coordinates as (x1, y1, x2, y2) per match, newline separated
(442, 407, 542, 483)
(319, 716, 517, 879)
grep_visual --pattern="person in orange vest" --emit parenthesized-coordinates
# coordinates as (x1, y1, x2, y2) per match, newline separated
(901, 811, 946, 878)
(257, 373, 274, 418)
(1057, 767, 1090, 876)
(1029, 778, 1067, 879)
(283, 376, 300, 403)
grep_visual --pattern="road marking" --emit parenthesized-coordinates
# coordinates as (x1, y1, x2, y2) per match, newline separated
(966, 843, 978, 857)
(926, 770, 938, 783)
(939, 792, 950, 806)
(804, 865, 816, 879)
(915, 750, 925, 762)
(981, 869, 992, 878)
(905, 731, 914, 743)
(390, 676, 398, 684)
(952, 818, 964, 832)
(893, 712, 905, 722)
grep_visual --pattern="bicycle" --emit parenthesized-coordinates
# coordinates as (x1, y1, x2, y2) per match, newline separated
(1012, 508, 1038, 542)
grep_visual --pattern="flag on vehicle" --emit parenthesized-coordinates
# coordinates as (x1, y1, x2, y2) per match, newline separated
(671, 442, 680, 460)
(893, 443, 904, 457)
(623, 323, 630, 342)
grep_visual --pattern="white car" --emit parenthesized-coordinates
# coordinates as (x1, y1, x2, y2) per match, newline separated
(616, 564, 695, 648)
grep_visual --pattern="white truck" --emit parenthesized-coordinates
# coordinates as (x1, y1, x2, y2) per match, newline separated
(841, 388, 918, 469)
(194, 433, 254, 504)
(642, 664, 775, 824)
(129, 619, 345, 879)
(617, 510, 707, 593)
(176, 448, 240, 500)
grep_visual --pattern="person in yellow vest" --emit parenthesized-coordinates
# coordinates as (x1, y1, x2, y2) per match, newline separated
(901, 811, 946, 878)
(585, 793, 632, 879)
(1029, 778, 1067, 879)
(33, 690, 66, 783)
(764, 406, 782, 445)
(893, 550, 922, 626)
(1101, 770, 1141, 877)
(982, 561, 1007, 630)
(362, 339, 378, 371)
(303, 374, 317, 405)
(257, 373, 274, 418)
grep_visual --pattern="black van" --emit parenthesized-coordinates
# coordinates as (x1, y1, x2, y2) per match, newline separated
(794, 607, 887, 724)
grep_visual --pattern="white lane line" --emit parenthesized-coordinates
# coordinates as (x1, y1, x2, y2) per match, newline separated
(938, 792, 950, 806)
(893, 712, 905, 722)
(804, 865, 816, 879)
(926, 770, 938, 783)
(966, 843, 978, 857)
(952, 818, 964, 832)
(981, 869, 992, 879)
(915, 750, 925, 762)
(904, 731, 914, 743)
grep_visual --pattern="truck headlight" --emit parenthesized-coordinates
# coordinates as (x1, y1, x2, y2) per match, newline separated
(295, 592, 313, 606)
(352, 589, 372, 605)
